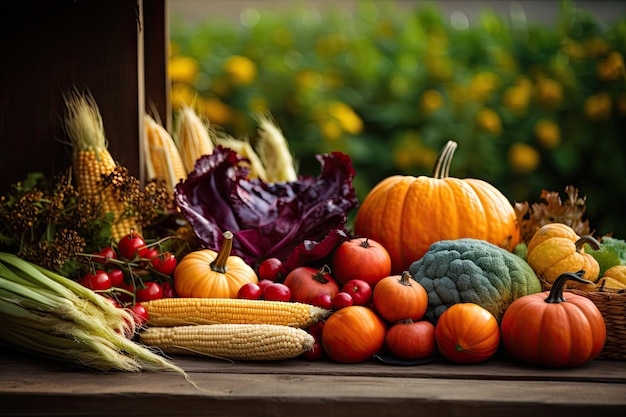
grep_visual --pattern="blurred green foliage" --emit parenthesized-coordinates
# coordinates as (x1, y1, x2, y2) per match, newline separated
(168, 0, 626, 237)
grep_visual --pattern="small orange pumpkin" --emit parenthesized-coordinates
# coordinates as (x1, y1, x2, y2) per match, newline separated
(500, 271, 606, 368)
(435, 303, 501, 364)
(372, 271, 428, 323)
(174, 230, 258, 298)
(354, 140, 520, 274)
(526, 223, 601, 289)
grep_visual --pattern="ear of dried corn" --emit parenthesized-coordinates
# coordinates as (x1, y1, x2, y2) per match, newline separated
(175, 106, 215, 173)
(215, 133, 268, 181)
(255, 115, 298, 183)
(139, 323, 315, 361)
(63, 90, 140, 241)
(143, 114, 187, 194)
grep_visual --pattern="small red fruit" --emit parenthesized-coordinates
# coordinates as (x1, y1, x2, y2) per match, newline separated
(80, 270, 112, 291)
(107, 269, 125, 287)
(332, 292, 354, 310)
(237, 283, 263, 300)
(136, 281, 164, 302)
(257, 279, 274, 292)
(302, 341, 325, 361)
(117, 230, 148, 260)
(92, 247, 117, 264)
(312, 293, 334, 310)
(341, 279, 372, 306)
(128, 303, 149, 327)
(258, 257, 286, 282)
(263, 283, 292, 302)
(150, 251, 177, 276)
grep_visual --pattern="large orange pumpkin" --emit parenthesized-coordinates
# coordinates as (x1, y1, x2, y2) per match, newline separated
(354, 140, 521, 274)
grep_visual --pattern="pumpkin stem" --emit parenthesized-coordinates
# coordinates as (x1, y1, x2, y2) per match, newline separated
(545, 270, 593, 304)
(431, 140, 458, 179)
(312, 265, 332, 284)
(398, 271, 414, 286)
(359, 238, 371, 248)
(575, 235, 601, 252)
(210, 231, 234, 274)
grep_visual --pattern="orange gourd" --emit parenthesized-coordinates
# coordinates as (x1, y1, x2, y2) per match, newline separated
(500, 271, 606, 368)
(435, 303, 501, 364)
(372, 271, 428, 323)
(526, 223, 601, 289)
(174, 231, 258, 298)
(354, 140, 520, 274)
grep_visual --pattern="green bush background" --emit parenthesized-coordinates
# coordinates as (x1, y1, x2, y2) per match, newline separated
(168, 0, 626, 238)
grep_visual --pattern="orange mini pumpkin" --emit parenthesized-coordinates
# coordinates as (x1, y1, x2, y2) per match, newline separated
(354, 140, 520, 274)
(174, 230, 258, 298)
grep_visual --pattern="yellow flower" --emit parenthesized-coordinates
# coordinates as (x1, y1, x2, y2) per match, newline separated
(585, 37, 610, 58)
(420, 89, 443, 114)
(319, 119, 343, 141)
(508, 143, 540, 173)
(200, 97, 232, 125)
(534, 119, 560, 149)
(296, 70, 323, 90)
(328, 101, 363, 135)
(168, 56, 199, 84)
(223, 55, 257, 86)
(468, 71, 500, 102)
(584, 92, 612, 121)
(617, 93, 626, 116)
(502, 81, 532, 114)
(534, 78, 563, 108)
(476, 108, 502, 136)
(597, 52, 625, 82)
(170, 83, 198, 110)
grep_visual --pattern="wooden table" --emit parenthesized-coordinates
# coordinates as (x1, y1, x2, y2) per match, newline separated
(1, 345, 625, 417)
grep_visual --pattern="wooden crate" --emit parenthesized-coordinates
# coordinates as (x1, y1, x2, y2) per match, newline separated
(0, 0, 170, 192)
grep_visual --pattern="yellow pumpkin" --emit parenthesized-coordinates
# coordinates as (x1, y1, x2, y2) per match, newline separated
(526, 223, 600, 290)
(174, 231, 258, 298)
(353, 140, 520, 274)
(597, 265, 626, 290)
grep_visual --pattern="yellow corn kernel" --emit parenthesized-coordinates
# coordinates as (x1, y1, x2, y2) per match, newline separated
(63, 90, 140, 241)
(141, 297, 330, 328)
(139, 323, 315, 361)
(143, 115, 187, 193)
(175, 106, 215, 173)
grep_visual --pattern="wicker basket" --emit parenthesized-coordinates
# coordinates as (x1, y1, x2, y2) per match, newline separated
(540, 278, 626, 360)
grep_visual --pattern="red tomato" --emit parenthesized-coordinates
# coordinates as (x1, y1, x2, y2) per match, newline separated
(263, 283, 292, 302)
(283, 266, 340, 305)
(321, 306, 386, 363)
(307, 321, 325, 340)
(161, 280, 177, 298)
(150, 251, 177, 276)
(302, 341, 325, 361)
(332, 292, 354, 310)
(80, 270, 112, 291)
(385, 320, 436, 360)
(312, 293, 334, 310)
(128, 303, 149, 327)
(107, 269, 125, 287)
(331, 237, 392, 287)
(117, 230, 148, 260)
(141, 248, 160, 267)
(92, 247, 117, 264)
(257, 279, 274, 292)
(118, 280, 136, 303)
(258, 257, 287, 282)
(136, 281, 164, 302)
(237, 282, 263, 300)
(341, 279, 372, 306)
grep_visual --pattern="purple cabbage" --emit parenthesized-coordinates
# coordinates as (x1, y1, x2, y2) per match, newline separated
(174, 146, 359, 269)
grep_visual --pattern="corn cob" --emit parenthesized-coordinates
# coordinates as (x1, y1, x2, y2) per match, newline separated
(139, 323, 315, 361)
(143, 114, 187, 193)
(215, 134, 268, 181)
(63, 90, 139, 241)
(255, 115, 298, 183)
(141, 297, 330, 328)
(175, 106, 215, 173)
